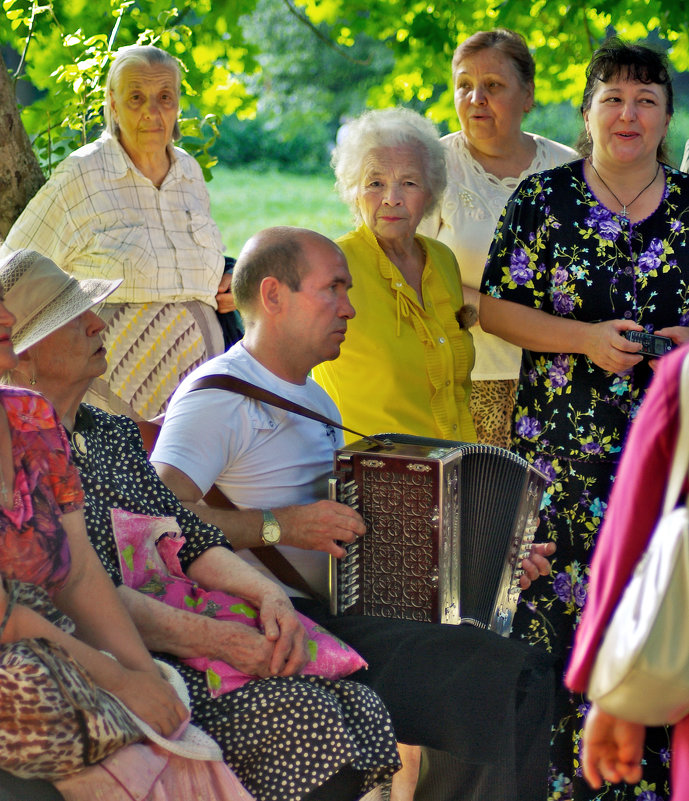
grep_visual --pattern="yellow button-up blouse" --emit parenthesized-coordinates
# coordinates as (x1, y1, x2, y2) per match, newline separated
(313, 224, 476, 443)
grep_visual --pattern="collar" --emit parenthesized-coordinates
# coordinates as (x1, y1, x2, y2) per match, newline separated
(358, 224, 435, 343)
(68, 404, 95, 458)
(99, 132, 191, 183)
(73, 404, 95, 434)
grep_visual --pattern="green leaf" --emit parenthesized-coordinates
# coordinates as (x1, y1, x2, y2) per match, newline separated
(3, 0, 689, 186)
(207, 668, 221, 690)
(307, 639, 318, 661)
(229, 602, 258, 618)
(121, 544, 135, 571)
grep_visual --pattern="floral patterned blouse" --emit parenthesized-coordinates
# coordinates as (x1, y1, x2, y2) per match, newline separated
(0, 388, 84, 596)
(481, 159, 689, 463)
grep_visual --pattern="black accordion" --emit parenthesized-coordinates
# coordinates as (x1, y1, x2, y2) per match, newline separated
(329, 434, 548, 636)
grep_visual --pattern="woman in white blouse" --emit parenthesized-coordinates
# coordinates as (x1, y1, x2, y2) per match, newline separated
(0, 45, 231, 421)
(421, 29, 576, 447)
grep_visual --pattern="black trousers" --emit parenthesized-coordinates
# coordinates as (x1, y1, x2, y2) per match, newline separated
(293, 600, 555, 801)
(0, 770, 64, 801)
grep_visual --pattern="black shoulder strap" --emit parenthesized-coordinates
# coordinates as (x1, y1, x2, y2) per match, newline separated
(187, 374, 387, 447)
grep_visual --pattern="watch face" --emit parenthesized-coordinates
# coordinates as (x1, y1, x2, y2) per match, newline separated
(262, 521, 281, 544)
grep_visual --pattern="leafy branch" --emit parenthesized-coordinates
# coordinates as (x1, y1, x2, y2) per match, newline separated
(279, 0, 371, 66)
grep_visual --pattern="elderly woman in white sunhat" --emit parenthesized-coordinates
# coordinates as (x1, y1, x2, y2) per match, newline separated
(0, 249, 254, 801)
(0, 249, 402, 801)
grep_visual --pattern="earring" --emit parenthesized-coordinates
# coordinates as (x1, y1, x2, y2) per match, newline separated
(10, 366, 36, 386)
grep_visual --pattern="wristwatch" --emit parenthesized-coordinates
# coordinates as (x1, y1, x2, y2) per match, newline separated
(260, 509, 281, 545)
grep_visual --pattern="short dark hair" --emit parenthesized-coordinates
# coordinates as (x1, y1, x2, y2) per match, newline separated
(451, 29, 535, 89)
(577, 37, 673, 159)
(231, 227, 313, 316)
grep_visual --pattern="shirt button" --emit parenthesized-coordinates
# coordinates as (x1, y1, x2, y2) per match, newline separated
(625, 266, 633, 275)
(445, 380, 451, 387)
(439, 337, 446, 344)
(452, 424, 458, 431)
(623, 311, 632, 319)
(396, 281, 403, 288)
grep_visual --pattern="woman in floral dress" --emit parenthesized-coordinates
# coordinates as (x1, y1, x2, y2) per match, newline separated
(480, 38, 689, 801)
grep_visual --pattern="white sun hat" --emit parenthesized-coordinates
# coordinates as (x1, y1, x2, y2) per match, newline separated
(0, 249, 122, 354)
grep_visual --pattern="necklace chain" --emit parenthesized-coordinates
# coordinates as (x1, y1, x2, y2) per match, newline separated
(588, 159, 661, 219)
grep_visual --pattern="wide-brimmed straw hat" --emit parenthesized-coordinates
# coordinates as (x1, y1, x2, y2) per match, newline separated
(0, 250, 122, 354)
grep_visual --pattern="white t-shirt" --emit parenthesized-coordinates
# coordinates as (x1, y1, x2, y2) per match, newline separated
(152, 342, 343, 598)
(420, 131, 577, 381)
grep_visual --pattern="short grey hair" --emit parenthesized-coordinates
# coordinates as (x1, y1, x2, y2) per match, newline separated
(105, 45, 182, 140)
(332, 107, 447, 222)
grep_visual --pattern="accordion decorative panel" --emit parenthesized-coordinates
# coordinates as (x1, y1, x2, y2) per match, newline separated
(329, 434, 547, 636)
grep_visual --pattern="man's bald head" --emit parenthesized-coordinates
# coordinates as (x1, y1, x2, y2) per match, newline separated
(231, 226, 343, 319)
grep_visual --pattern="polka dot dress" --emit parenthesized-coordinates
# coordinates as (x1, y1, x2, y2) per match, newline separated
(187, 671, 399, 800)
(69, 405, 401, 800)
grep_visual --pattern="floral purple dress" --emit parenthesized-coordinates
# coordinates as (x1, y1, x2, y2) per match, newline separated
(481, 160, 689, 801)
(0, 387, 83, 598)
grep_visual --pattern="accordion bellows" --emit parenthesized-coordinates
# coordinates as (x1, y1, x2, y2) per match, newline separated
(329, 434, 548, 636)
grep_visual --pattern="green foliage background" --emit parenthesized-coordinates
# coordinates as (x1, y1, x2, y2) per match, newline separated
(2, 0, 689, 175)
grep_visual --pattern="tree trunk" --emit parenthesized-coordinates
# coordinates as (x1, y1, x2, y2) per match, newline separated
(0, 51, 45, 242)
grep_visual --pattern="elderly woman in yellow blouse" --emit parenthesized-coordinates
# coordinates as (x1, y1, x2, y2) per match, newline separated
(313, 107, 475, 444)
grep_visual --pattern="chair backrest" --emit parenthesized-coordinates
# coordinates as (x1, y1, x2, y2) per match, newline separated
(137, 415, 165, 456)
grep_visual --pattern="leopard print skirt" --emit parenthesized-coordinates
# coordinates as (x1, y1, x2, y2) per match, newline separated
(0, 582, 141, 781)
(469, 379, 518, 449)
(0, 637, 142, 780)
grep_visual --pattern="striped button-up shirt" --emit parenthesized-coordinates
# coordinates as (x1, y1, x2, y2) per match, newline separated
(1, 132, 224, 308)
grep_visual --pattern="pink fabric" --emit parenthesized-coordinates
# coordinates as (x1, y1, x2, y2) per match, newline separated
(0, 388, 84, 595)
(565, 343, 689, 797)
(54, 743, 254, 801)
(112, 508, 367, 696)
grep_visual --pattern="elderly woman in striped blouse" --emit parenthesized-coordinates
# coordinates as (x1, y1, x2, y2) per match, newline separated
(1, 44, 231, 421)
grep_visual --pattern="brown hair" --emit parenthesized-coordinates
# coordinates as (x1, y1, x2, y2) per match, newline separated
(451, 29, 535, 89)
(576, 37, 673, 160)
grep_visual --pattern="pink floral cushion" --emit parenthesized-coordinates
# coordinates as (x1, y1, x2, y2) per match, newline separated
(112, 508, 366, 697)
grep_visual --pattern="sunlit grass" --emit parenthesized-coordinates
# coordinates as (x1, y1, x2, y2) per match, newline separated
(208, 116, 689, 258)
(207, 166, 354, 257)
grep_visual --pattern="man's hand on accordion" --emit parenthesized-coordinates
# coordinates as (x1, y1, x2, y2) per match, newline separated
(519, 541, 556, 590)
(277, 500, 366, 558)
